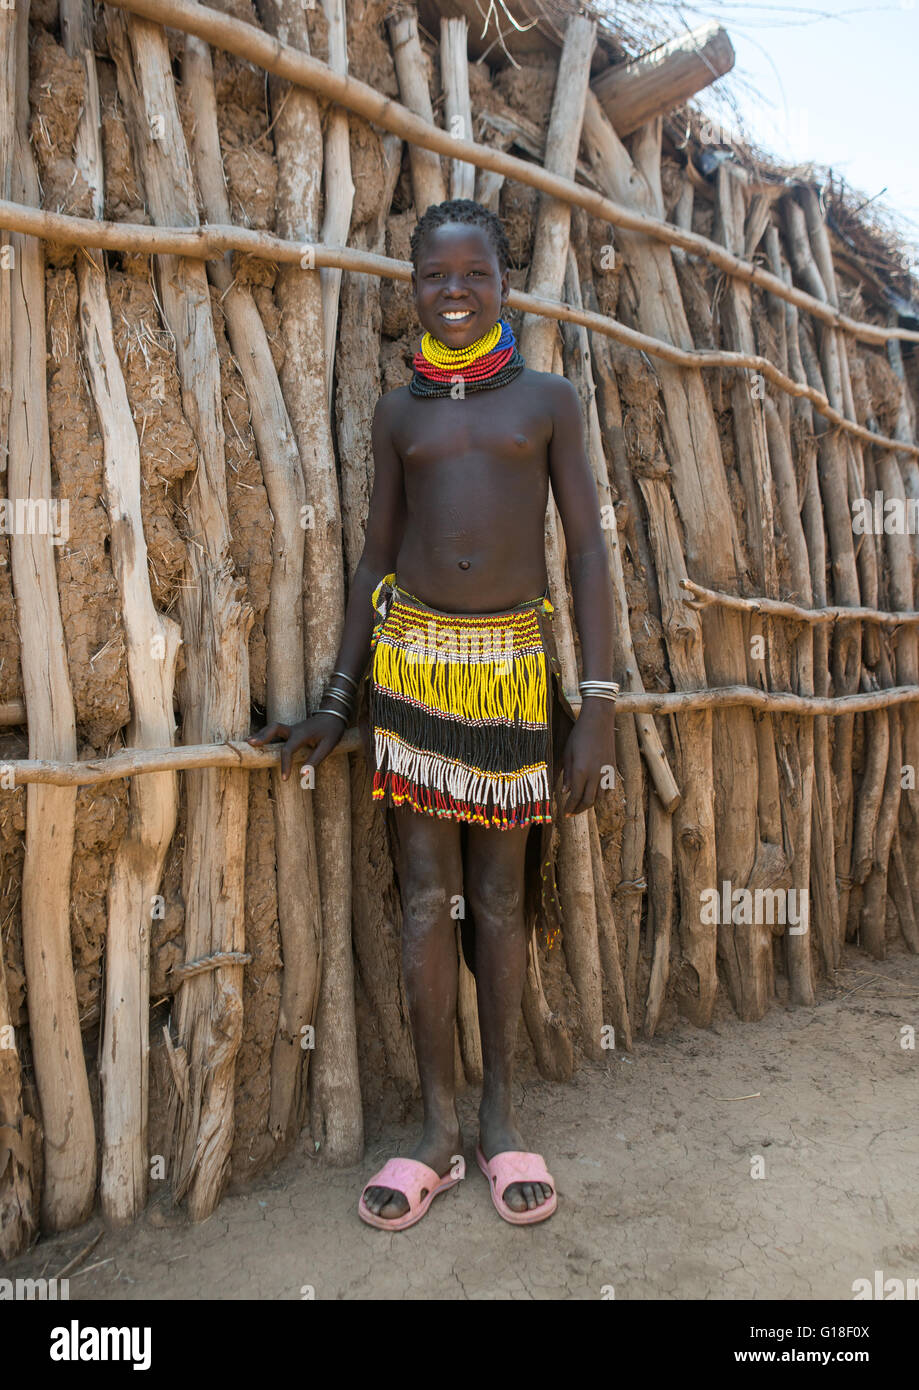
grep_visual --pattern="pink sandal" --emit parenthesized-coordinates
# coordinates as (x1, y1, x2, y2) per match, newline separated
(358, 1155, 465, 1231)
(476, 1144, 558, 1226)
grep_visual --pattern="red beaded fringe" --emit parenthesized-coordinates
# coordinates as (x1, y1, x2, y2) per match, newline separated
(372, 769, 551, 830)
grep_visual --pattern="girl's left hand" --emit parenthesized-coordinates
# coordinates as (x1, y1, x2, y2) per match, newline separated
(560, 703, 617, 816)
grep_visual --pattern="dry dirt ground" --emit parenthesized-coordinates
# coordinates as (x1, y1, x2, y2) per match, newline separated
(8, 948, 918, 1301)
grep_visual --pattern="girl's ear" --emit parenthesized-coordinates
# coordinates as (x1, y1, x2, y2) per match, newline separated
(500, 267, 510, 301)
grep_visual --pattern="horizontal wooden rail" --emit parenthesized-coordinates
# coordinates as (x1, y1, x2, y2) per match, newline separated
(0, 200, 914, 458)
(4, 686, 919, 778)
(681, 578, 919, 627)
(98, 0, 919, 348)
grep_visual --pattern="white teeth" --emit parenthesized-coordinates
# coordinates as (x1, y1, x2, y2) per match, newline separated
(442, 311, 471, 319)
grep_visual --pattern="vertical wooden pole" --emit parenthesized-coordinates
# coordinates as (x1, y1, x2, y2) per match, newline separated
(584, 96, 755, 1021)
(182, 33, 324, 1153)
(255, 0, 361, 1163)
(0, 0, 35, 1260)
(319, 0, 355, 412)
(518, 15, 605, 1061)
(60, 0, 182, 1225)
(0, 946, 37, 1256)
(440, 18, 475, 199)
(8, 0, 96, 1231)
(336, 131, 419, 1086)
(387, 5, 445, 214)
(715, 168, 812, 1005)
(106, 10, 253, 1221)
(765, 226, 840, 973)
(885, 333, 919, 928)
(784, 195, 862, 945)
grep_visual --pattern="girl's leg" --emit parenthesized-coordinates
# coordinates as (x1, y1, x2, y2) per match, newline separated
(464, 824, 553, 1213)
(362, 805, 464, 1220)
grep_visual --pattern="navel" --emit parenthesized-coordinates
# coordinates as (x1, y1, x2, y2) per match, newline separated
(458, 559, 471, 570)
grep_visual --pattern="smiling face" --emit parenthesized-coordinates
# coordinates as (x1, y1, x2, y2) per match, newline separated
(412, 221, 510, 347)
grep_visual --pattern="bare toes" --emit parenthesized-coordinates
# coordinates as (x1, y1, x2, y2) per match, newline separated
(378, 1188, 409, 1220)
(503, 1182, 528, 1212)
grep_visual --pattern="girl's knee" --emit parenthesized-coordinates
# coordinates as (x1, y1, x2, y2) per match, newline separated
(401, 878, 452, 934)
(466, 874, 522, 926)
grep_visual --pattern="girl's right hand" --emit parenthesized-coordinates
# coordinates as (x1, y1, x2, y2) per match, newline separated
(247, 714, 346, 782)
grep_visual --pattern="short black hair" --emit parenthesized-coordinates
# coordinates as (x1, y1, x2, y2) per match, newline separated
(410, 198, 511, 273)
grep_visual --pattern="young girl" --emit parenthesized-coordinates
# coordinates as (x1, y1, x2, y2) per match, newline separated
(249, 199, 617, 1228)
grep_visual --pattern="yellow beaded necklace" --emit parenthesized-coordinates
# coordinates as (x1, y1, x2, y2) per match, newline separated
(420, 319, 502, 368)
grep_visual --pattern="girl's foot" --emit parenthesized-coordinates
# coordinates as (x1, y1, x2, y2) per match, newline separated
(478, 1104, 553, 1214)
(362, 1117, 462, 1221)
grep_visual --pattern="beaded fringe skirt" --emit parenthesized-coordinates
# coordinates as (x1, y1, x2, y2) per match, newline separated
(367, 574, 555, 830)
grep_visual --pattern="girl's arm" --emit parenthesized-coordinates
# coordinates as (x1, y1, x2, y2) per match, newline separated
(546, 373, 618, 815)
(328, 391, 407, 682)
(247, 392, 406, 779)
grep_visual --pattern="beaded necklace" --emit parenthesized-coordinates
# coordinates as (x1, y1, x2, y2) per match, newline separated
(410, 317, 525, 398)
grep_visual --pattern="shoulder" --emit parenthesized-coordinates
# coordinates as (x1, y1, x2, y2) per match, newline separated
(519, 367, 579, 411)
(518, 369, 580, 434)
(373, 384, 411, 427)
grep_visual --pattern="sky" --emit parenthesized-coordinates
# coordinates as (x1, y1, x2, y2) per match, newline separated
(606, 1, 919, 259)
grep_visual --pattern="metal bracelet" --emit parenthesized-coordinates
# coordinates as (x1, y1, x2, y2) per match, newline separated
(321, 686, 354, 708)
(579, 690, 618, 702)
(579, 680, 620, 696)
(314, 706, 350, 724)
(330, 669, 359, 690)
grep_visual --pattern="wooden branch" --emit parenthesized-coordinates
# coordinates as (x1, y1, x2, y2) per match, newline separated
(335, 134, 415, 1091)
(589, 812, 632, 1052)
(0, 947, 37, 1258)
(387, 5, 445, 213)
(643, 792, 674, 1037)
(107, 7, 252, 1223)
(319, 0, 355, 413)
(680, 578, 919, 628)
(765, 225, 840, 974)
(716, 169, 800, 1007)
(7, 0, 96, 1233)
(887, 334, 919, 565)
(419, 0, 561, 65)
(715, 166, 778, 597)
(519, 14, 605, 1064)
(591, 22, 735, 137)
(588, 106, 766, 1021)
(562, 248, 679, 812)
(440, 18, 475, 200)
(183, 31, 322, 1163)
(96, 0, 919, 347)
(62, 0, 182, 1228)
(0, 0, 11, 479)
(805, 172, 912, 954)
(788, 195, 865, 941)
(9, 680, 919, 780)
(631, 476, 712, 1028)
(255, 0, 361, 1166)
(0, 198, 915, 459)
(521, 931, 574, 1082)
(884, 333, 919, 930)
(475, 108, 600, 192)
